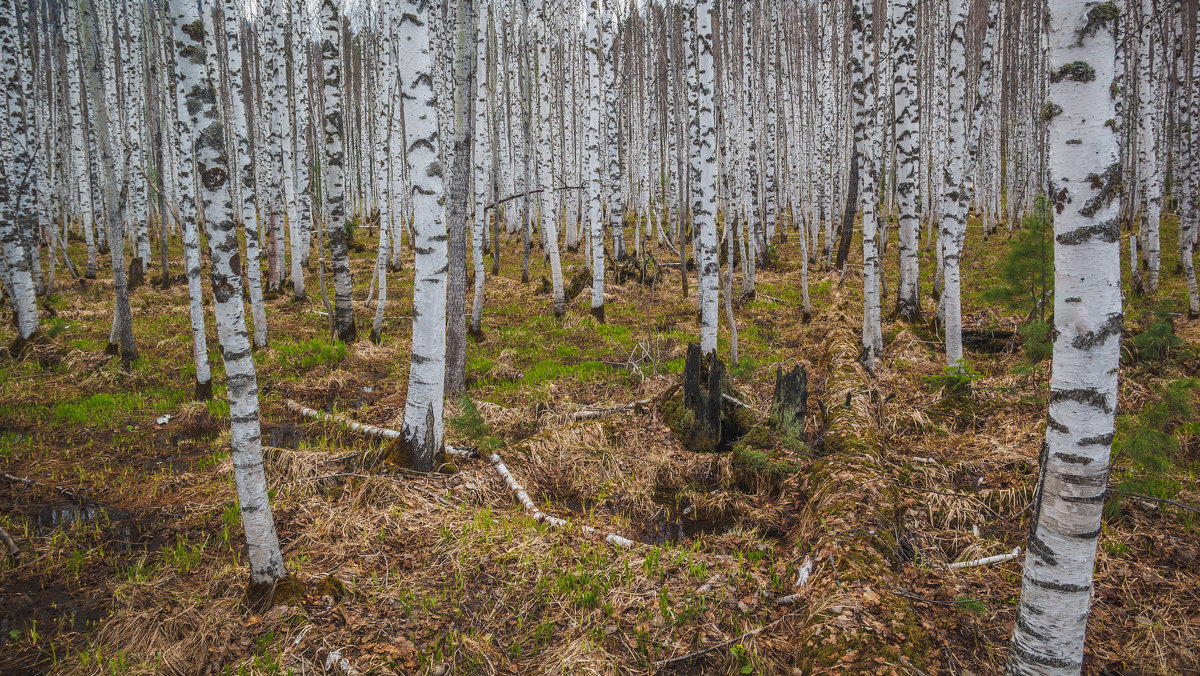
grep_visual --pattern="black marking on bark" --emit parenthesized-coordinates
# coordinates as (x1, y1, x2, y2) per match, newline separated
(1046, 414, 1069, 434)
(1049, 387, 1112, 413)
(1056, 218, 1119, 245)
(1059, 472, 1107, 488)
(1050, 61, 1096, 83)
(1026, 531, 1058, 566)
(1041, 102, 1063, 122)
(1065, 297, 1081, 303)
(1027, 576, 1091, 593)
(1071, 312, 1122, 350)
(1080, 164, 1122, 218)
(1077, 432, 1113, 447)
(1009, 641, 1081, 669)
(1061, 492, 1106, 504)
(1053, 452, 1092, 465)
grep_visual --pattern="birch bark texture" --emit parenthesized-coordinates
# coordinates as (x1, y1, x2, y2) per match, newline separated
(399, 3, 449, 473)
(1007, 1, 1123, 673)
(175, 0, 286, 590)
(0, 0, 39, 341)
(695, 0, 719, 354)
(322, 0, 356, 343)
(939, 0, 969, 367)
(893, 0, 920, 322)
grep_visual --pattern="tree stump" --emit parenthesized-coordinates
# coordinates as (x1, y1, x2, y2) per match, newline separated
(661, 343, 753, 452)
(768, 364, 808, 440)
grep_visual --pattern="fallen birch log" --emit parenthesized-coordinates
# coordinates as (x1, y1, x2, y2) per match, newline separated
(284, 400, 635, 547)
(488, 454, 635, 548)
(948, 546, 1021, 570)
(284, 399, 473, 458)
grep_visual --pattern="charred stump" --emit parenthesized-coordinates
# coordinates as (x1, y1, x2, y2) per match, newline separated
(662, 343, 751, 452)
(768, 364, 808, 440)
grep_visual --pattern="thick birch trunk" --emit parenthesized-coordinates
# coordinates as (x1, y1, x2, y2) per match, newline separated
(398, 1, 449, 473)
(1007, 2, 1123, 671)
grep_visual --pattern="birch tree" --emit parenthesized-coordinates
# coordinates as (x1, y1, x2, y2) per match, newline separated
(852, 0, 882, 372)
(0, 0, 39, 343)
(893, 0, 920, 322)
(586, 0, 605, 322)
(172, 0, 288, 591)
(446, 0, 476, 396)
(1007, 1, 1123, 672)
(322, 0, 356, 343)
(171, 0, 215, 399)
(398, 1, 449, 473)
(695, 0, 719, 354)
(940, 0, 969, 367)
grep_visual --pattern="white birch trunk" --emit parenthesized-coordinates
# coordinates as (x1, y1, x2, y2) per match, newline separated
(322, 0, 355, 342)
(894, 0, 920, 322)
(940, 0, 969, 366)
(586, 0, 605, 321)
(398, 1, 448, 473)
(182, 0, 287, 590)
(1007, 1, 1123, 671)
(695, 0, 719, 354)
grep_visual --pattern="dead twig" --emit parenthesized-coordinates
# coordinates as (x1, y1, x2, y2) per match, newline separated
(653, 624, 772, 669)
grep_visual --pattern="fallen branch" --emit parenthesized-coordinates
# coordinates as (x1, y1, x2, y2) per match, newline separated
(947, 546, 1021, 570)
(652, 626, 766, 668)
(722, 393, 751, 409)
(488, 453, 635, 548)
(284, 399, 474, 459)
(570, 397, 652, 421)
(1111, 491, 1200, 515)
(483, 185, 583, 214)
(1, 472, 95, 506)
(890, 586, 989, 608)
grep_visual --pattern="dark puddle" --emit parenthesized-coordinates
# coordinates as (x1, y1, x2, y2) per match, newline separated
(29, 502, 171, 551)
(638, 486, 733, 545)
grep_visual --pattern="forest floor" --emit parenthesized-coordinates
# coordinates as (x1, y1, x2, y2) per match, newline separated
(1, 213, 1198, 675)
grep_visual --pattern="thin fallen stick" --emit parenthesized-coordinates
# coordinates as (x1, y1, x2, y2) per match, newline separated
(1112, 491, 1200, 515)
(653, 626, 766, 668)
(722, 393, 751, 409)
(948, 546, 1021, 570)
(890, 586, 987, 608)
(570, 397, 653, 421)
(286, 400, 633, 546)
(284, 399, 474, 458)
(488, 453, 635, 548)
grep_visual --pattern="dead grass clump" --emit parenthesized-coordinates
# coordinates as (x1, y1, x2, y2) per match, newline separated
(173, 400, 221, 441)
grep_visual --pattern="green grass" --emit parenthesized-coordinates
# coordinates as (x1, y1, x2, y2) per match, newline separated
(275, 338, 348, 370)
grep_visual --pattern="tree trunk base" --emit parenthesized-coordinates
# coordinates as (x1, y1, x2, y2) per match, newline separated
(194, 377, 213, 401)
(127, 258, 145, 291)
(768, 364, 808, 440)
(590, 305, 605, 324)
(661, 343, 752, 452)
